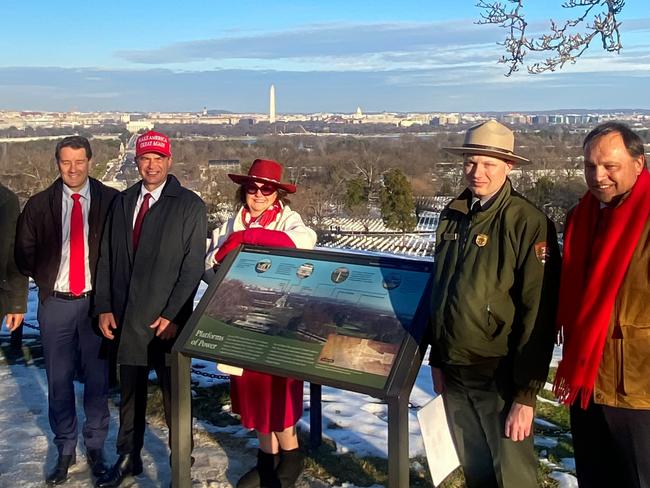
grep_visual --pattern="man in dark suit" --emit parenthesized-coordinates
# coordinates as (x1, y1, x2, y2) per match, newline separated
(0, 182, 28, 338)
(94, 131, 206, 488)
(15, 136, 118, 485)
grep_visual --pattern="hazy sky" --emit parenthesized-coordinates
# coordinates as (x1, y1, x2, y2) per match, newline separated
(1, 1, 648, 112)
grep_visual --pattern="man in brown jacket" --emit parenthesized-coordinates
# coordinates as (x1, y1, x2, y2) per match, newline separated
(554, 122, 650, 488)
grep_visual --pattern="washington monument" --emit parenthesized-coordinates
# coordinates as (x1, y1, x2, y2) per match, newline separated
(269, 84, 276, 124)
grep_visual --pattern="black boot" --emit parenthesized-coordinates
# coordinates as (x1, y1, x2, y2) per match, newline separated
(95, 453, 143, 488)
(46, 453, 76, 485)
(87, 449, 108, 477)
(276, 449, 304, 488)
(236, 450, 280, 488)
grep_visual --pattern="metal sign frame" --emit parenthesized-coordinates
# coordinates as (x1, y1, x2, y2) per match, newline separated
(171, 245, 432, 487)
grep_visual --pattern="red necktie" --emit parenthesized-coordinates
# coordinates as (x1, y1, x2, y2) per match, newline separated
(133, 193, 152, 251)
(69, 193, 85, 295)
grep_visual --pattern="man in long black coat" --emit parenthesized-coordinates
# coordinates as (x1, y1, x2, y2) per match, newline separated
(15, 136, 118, 485)
(0, 183, 27, 337)
(94, 131, 206, 488)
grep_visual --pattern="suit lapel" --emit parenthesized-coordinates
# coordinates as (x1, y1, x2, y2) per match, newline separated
(125, 176, 179, 263)
(123, 182, 140, 265)
(136, 175, 179, 244)
(50, 179, 64, 265)
(88, 178, 100, 237)
(135, 176, 175, 250)
(87, 179, 103, 276)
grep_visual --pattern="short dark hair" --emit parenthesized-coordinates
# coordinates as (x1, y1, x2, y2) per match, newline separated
(236, 184, 290, 206)
(583, 122, 646, 159)
(55, 136, 92, 162)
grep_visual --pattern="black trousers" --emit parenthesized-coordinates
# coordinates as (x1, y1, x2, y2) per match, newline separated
(442, 364, 538, 488)
(571, 399, 650, 488)
(116, 340, 173, 455)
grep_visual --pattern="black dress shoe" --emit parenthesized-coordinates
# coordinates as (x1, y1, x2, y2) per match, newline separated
(95, 454, 143, 488)
(46, 453, 76, 485)
(87, 449, 108, 477)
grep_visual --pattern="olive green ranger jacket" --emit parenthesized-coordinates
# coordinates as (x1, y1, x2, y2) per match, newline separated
(429, 180, 561, 405)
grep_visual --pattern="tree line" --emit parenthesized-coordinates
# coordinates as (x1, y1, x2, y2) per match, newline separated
(1, 128, 619, 233)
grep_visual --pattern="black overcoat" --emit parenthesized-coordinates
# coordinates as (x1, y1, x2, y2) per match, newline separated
(14, 177, 118, 303)
(0, 183, 27, 317)
(94, 175, 207, 366)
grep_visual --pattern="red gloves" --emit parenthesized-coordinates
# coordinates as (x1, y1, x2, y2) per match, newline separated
(213, 231, 245, 264)
(242, 228, 295, 247)
(213, 229, 296, 264)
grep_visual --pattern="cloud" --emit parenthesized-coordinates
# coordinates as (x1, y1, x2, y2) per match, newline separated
(0, 65, 647, 113)
(116, 21, 501, 65)
(112, 17, 650, 80)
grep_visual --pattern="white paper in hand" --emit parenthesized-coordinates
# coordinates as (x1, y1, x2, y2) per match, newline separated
(216, 363, 243, 376)
(416, 395, 461, 487)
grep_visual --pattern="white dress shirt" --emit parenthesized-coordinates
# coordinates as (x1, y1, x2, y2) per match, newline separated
(54, 180, 92, 293)
(132, 182, 165, 228)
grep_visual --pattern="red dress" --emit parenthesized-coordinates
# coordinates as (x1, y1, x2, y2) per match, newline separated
(231, 371, 304, 433)
(214, 209, 306, 433)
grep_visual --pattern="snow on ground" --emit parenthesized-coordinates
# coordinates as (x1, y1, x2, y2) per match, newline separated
(561, 458, 576, 471)
(192, 357, 435, 459)
(1, 284, 576, 487)
(534, 418, 560, 429)
(551, 345, 562, 368)
(193, 282, 438, 461)
(0, 350, 578, 487)
(300, 364, 435, 459)
(534, 437, 559, 449)
(0, 360, 338, 487)
(549, 471, 580, 488)
(0, 360, 181, 487)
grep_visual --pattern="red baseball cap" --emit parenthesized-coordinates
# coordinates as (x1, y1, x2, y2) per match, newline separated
(135, 131, 171, 158)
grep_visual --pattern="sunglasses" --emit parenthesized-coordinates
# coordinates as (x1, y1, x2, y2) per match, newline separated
(244, 183, 277, 196)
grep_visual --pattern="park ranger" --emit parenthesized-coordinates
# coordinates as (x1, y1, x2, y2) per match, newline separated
(428, 120, 561, 488)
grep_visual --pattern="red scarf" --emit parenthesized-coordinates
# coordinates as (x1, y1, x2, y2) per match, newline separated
(554, 169, 650, 408)
(241, 202, 282, 229)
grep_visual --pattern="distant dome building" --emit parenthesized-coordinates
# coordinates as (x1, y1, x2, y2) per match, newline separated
(126, 119, 154, 133)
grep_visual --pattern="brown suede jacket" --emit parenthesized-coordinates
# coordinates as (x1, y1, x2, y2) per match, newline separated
(594, 215, 650, 409)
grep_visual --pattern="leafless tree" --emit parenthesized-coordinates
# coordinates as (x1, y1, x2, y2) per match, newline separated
(477, 0, 624, 75)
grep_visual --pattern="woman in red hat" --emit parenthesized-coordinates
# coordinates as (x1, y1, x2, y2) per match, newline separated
(205, 159, 316, 488)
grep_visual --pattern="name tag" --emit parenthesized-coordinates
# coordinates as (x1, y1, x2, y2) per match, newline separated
(442, 233, 458, 241)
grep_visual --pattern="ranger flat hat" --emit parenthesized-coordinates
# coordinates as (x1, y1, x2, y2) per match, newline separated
(443, 119, 530, 165)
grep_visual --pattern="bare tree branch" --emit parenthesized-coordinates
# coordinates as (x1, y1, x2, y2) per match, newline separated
(477, 0, 624, 75)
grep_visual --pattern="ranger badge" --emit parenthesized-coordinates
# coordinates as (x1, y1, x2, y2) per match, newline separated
(475, 234, 488, 247)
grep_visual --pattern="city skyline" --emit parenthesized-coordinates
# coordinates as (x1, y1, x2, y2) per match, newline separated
(1, 1, 649, 113)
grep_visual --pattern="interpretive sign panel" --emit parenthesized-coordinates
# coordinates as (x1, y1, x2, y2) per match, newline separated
(174, 246, 433, 396)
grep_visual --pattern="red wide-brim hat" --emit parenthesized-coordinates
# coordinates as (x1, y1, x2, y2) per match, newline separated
(228, 159, 297, 193)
